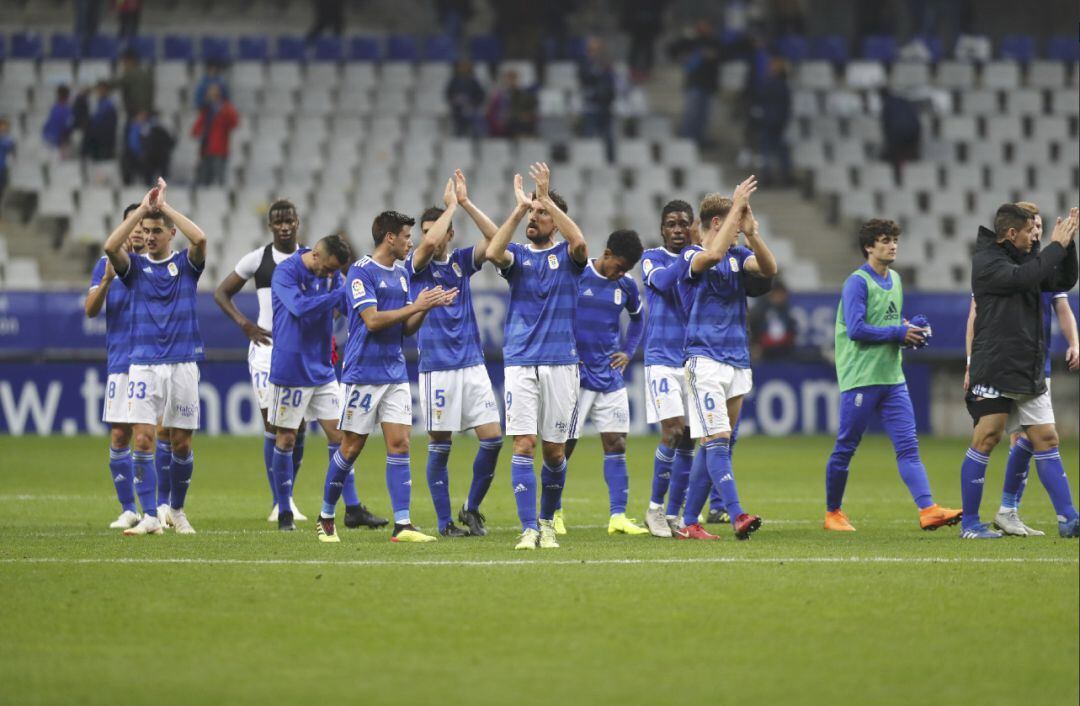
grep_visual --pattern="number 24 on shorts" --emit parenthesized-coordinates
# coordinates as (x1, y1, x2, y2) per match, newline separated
(347, 389, 373, 412)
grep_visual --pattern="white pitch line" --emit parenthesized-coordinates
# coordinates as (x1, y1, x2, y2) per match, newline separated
(0, 556, 1075, 567)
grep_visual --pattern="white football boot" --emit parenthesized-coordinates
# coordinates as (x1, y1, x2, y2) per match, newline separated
(994, 508, 1045, 536)
(289, 497, 308, 522)
(123, 514, 163, 536)
(645, 506, 673, 537)
(109, 510, 140, 529)
(539, 519, 560, 549)
(157, 504, 173, 529)
(170, 508, 196, 534)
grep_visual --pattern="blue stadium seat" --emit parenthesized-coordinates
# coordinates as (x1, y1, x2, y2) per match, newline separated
(50, 33, 79, 59)
(164, 34, 194, 61)
(999, 34, 1035, 62)
(810, 35, 848, 63)
(913, 35, 944, 62)
(275, 35, 306, 61)
(1046, 35, 1080, 62)
(0, 35, 6, 61)
(87, 34, 118, 60)
(313, 36, 343, 62)
(200, 36, 232, 63)
(11, 32, 44, 60)
(347, 36, 380, 62)
(775, 34, 809, 62)
(469, 35, 502, 64)
(424, 34, 458, 62)
(543, 36, 585, 61)
(387, 34, 419, 61)
(862, 35, 897, 62)
(124, 35, 157, 61)
(238, 35, 269, 61)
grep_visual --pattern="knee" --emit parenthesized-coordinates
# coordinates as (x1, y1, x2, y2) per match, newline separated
(110, 426, 131, 449)
(132, 429, 155, 452)
(386, 437, 410, 456)
(1028, 428, 1059, 451)
(275, 429, 297, 451)
(340, 435, 364, 461)
(973, 430, 1002, 455)
(602, 434, 626, 455)
(170, 435, 192, 457)
(660, 420, 683, 448)
(541, 444, 565, 467)
(513, 435, 536, 458)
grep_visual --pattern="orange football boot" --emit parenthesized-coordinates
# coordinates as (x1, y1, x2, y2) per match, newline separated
(824, 509, 856, 531)
(919, 504, 963, 531)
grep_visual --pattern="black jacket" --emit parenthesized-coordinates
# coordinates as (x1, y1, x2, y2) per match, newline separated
(970, 226, 1078, 395)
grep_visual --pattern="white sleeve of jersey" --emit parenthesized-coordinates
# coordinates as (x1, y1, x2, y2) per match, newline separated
(233, 247, 263, 279)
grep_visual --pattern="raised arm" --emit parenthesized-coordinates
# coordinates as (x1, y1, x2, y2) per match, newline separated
(1055, 295, 1079, 371)
(740, 206, 778, 278)
(486, 174, 530, 268)
(691, 176, 757, 276)
(455, 169, 498, 268)
(412, 178, 458, 272)
(85, 259, 114, 318)
(155, 179, 207, 267)
(103, 189, 153, 276)
(530, 162, 587, 265)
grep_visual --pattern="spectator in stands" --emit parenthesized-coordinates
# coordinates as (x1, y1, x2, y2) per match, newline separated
(880, 87, 922, 182)
(668, 19, 723, 146)
(192, 84, 239, 186)
(436, 0, 473, 44)
(446, 59, 486, 138)
(751, 56, 793, 187)
(485, 70, 537, 138)
(121, 109, 148, 185)
(578, 37, 617, 163)
(82, 81, 119, 162)
(115, 0, 142, 40)
(111, 49, 155, 121)
(0, 117, 14, 205)
(749, 277, 798, 360)
(193, 61, 229, 110)
(765, 0, 807, 35)
(620, 0, 668, 82)
(74, 0, 103, 56)
(307, 0, 345, 43)
(141, 112, 175, 183)
(42, 85, 76, 155)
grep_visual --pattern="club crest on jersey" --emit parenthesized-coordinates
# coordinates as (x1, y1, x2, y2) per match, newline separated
(352, 279, 365, 299)
(614, 288, 623, 305)
(400, 276, 408, 292)
(729, 256, 740, 272)
(642, 259, 654, 274)
(683, 249, 695, 261)
(451, 262, 463, 277)
(167, 262, 179, 277)
(548, 254, 559, 270)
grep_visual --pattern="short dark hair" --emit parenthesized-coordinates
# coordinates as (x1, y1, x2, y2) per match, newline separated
(57, 84, 70, 101)
(661, 199, 694, 224)
(142, 209, 175, 229)
(606, 229, 644, 266)
(994, 203, 1033, 239)
(699, 194, 733, 225)
(316, 233, 352, 264)
(122, 48, 140, 63)
(531, 190, 568, 214)
(372, 210, 415, 245)
(857, 218, 901, 259)
(268, 199, 297, 221)
(420, 206, 445, 225)
(123, 203, 140, 219)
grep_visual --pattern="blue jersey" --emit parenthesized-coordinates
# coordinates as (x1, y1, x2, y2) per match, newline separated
(1042, 291, 1067, 378)
(269, 249, 341, 387)
(683, 245, 754, 368)
(90, 256, 134, 374)
(640, 247, 690, 367)
(499, 240, 585, 366)
(341, 256, 413, 385)
(119, 250, 205, 365)
(575, 262, 643, 392)
(406, 246, 485, 373)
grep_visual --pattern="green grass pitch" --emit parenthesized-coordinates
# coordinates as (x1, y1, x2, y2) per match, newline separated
(1, 434, 1077, 706)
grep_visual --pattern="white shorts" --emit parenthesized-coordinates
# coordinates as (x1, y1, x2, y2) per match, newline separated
(102, 372, 130, 425)
(267, 380, 342, 430)
(419, 364, 501, 432)
(1005, 378, 1055, 435)
(685, 356, 753, 439)
(504, 364, 580, 443)
(644, 364, 689, 424)
(569, 387, 629, 439)
(249, 345, 272, 410)
(338, 382, 412, 435)
(127, 362, 201, 429)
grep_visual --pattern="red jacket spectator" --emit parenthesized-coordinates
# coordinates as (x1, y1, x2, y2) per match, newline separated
(191, 97, 239, 157)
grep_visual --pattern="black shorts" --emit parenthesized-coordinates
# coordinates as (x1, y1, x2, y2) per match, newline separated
(965, 392, 1012, 426)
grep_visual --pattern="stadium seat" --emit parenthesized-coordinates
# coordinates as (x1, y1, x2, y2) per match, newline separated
(719, 61, 749, 92)
(810, 35, 848, 64)
(0, 34, 6, 61)
(75, 59, 113, 86)
(862, 35, 898, 63)
(313, 37, 343, 63)
(1050, 88, 1079, 115)
(845, 60, 886, 89)
(936, 61, 975, 89)
(307, 62, 341, 87)
(889, 61, 930, 90)
(86, 35, 118, 61)
(387, 35, 419, 62)
(1003, 87, 1044, 115)
(469, 35, 502, 65)
(795, 60, 835, 90)
(49, 33, 78, 60)
(164, 35, 195, 62)
(984, 115, 1024, 145)
(999, 35, 1035, 63)
(238, 35, 269, 61)
(1027, 60, 1066, 88)
(347, 36, 381, 62)
(424, 34, 457, 62)
(775, 35, 809, 63)
(275, 35, 307, 62)
(268, 63, 303, 90)
(11, 32, 44, 60)
(40, 60, 75, 89)
(200, 36, 232, 63)
(232, 61, 266, 89)
(1046, 35, 1080, 62)
(124, 35, 156, 61)
(343, 62, 378, 88)
(982, 60, 1021, 90)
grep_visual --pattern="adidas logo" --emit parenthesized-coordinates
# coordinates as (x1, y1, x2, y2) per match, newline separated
(378, 281, 387, 288)
(143, 267, 152, 273)
(885, 301, 899, 320)
(283, 479, 293, 487)
(404, 479, 412, 486)
(434, 480, 445, 486)
(113, 474, 126, 482)
(970, 477, 985, 484)
(584, 288, 594, 296)
(513, 483, 528, 494)
(718, 473, 733, 483)
(523, 260, 533, 267)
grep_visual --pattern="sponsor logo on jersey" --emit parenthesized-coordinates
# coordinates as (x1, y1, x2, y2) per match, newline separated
(548, 254, 559, 270)
(399, 276, 408, 292)
(614, 289, 623, 305)
(729, 256, 739, 272)
(451, 262, 463, 277)
(351, 279, 365, 299)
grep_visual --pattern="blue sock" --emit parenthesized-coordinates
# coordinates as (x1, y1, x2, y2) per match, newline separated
(603, 452, 629, 515)
(960, 447, 990, 529)
(895, 447, 934, 510)
(321, 450, 353, 517)
(262, 432, 276, 502)
(704, 438, 744, 519)
(291, 432, 305, 492)
(681, 448, 711, 526)
(155, 440, 172, 507)
(132, 450, 157, 517)
(1033, 447, 1078, 522)
(327, 443, 360, 507)
(651, 444, 674, 505)
(386, 453, 412, 524)
(511, 454, 538, 531)
(169, 451, 194, 510)
(271, 446, 294, 516)
(468, 438, 501, 511)
(1001, 438, 1033, 509)
(426, 441, 453, 530)
(666, 448, 694, 517)
(108, 446, 137, 513)
(708, 486, 724, 513)
(539, 458, 567, 521)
